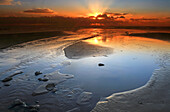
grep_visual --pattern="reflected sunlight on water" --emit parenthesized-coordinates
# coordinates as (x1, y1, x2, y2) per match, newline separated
(0, 28, 169, 112)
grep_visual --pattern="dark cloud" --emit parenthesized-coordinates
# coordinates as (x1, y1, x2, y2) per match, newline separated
(106, 12, 129, 16)
(97, 14, 108, 18)
(0, 0, 21, 5)
(130, 18, 159, 21)
(119, 16, 125, 18)
(166, 17, 170, 19)
(24, 8, 54, 13)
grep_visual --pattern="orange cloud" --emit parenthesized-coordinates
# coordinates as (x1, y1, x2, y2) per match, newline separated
(130, 18, 159, 21)
(24, 8, 54, 14)
(0, 0, 21, 5)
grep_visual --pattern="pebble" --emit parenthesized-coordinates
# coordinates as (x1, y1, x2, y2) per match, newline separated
(35, 71, 42, 76)
(98, 63, 105, 66)
(38, 77, 49, 82)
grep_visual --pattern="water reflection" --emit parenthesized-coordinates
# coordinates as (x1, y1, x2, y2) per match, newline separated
(0, 28, 169, 112)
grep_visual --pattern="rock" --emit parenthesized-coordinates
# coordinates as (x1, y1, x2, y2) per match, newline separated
(35, 101, 39, 104)
(2, 77, 12, 82)
(38, 77, 49, 82)
(10, 71, 23, 77)
(138, 101, 143, 104)
(35, 71, 42, 76)
(98, 63, 104, 66)
(66, 107, 80, 112)
(4, 83, 10, 86)
(46, 83, 55, 91)
(76, 92, 93, 105)
(32, 84, 48, 96)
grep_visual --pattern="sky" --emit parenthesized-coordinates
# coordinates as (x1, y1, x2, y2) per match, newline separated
(0, 0, 170, 24)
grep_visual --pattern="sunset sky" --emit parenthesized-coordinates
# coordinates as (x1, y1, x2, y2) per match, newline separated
(0, 0, 170, 25)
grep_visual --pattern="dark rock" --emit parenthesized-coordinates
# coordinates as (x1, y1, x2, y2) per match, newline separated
(2, 77, 12, 82)
(46, 83, 55, 91)
(35, 71, 42, 76)
(138, 101, 143, 104)
(38, 77, 49, 82)
(98, 63, 104, 66)
(10, 71, 23, 77)
(4, 83, 10, 86)
(35, 101, 39, 104)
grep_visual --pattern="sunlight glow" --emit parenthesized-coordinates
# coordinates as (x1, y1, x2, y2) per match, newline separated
(87, 0, 110, 17)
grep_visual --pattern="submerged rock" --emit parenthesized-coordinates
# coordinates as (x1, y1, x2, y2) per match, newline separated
(2, 71, 23, 83)
(76, 92, 93, 105)
(35, 71, 42, 76)
(38, 77, 49, 82)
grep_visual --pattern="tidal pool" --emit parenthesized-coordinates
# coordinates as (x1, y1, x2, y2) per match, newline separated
(0, 29, 169, 112)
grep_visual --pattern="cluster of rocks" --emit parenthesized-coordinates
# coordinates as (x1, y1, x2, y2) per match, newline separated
(9, 99, 40, 112)
(32, 71, 74, 96)
(1, 71, 23, 86)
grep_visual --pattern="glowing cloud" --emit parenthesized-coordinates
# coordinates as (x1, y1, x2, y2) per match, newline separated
(87, 0, 112, 17)
(24, 8, 54, 13)
(0, 0, 21, 5)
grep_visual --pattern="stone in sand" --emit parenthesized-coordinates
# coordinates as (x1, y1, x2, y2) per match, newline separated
(76, 92, 93, 105)
(98, 63, 104, 66)
(38, 77, 49, 82)
(35, 71, 42, 76)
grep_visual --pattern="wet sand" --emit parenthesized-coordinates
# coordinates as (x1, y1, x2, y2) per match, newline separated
(0, 31, 71, 49)
(129, 33, 170, 41)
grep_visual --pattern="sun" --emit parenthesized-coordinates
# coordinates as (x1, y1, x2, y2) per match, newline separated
(87, 0, 108, 18)
(88, 12, 103, 17)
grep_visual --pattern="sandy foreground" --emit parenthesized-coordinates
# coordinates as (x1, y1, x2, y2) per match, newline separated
(92, 55, 170, 112)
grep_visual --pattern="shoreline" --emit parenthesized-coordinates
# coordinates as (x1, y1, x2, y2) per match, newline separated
(92, 55, 170, 112)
